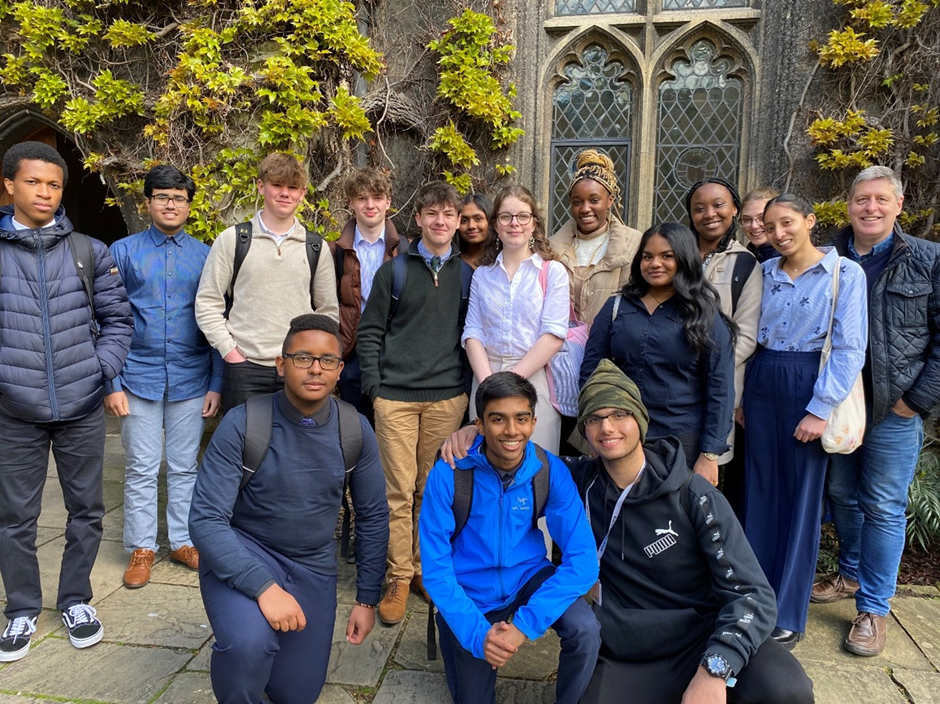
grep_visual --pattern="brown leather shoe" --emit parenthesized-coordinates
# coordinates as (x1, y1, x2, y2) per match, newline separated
(378, 579, 410, 625)
(169, 545, 199, 571)
(811, 572, 859, 604)
(123, 549, 155, 588)
(844, 612, 887, 656)
(411, 574, 430, 604)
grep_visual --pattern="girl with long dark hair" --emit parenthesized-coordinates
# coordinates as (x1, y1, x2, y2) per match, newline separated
(457, 193, 493, 269)
(742, 194, 867, 649)
(580, 223, 736, 483)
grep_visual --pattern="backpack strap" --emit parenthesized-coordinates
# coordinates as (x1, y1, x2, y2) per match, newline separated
(226, 222, 253, 318)
(66, 233, 98, 338)
(450, 466, 474, 544)
(240, 393, 275, 491)
(532, 445, 551, 530)
(730, 253, 756, 316)
(304, 228, 323, 310)
(387, 252, 408, 328)
(678, 469, 694, 518)
(336, 398, 364, 559)
(333, 246, 346, 298)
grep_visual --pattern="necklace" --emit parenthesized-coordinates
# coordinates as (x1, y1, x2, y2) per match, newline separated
(646, 290, 673, 306)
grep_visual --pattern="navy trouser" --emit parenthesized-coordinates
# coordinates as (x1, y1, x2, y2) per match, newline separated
(743, 348, 828, 633)
(0, 408, 105, 618)
(199, 532, 337, 704)
(582, 634, 814, 704)
(221, 360, 283, 415)
(436, 566, 600, 704)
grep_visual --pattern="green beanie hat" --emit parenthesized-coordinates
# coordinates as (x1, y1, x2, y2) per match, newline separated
(577, 359, 650, 442)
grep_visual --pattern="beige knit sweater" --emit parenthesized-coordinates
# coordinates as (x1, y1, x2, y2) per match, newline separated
(195, 212, 339, 366)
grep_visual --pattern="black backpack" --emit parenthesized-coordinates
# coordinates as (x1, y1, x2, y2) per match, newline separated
(427, 446, 552, 660)
(0, 231, 97, 338)
(225, 222, 324, 317)
(239, 393, 363, 558)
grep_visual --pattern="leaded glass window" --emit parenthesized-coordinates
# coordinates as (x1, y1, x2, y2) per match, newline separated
(556, 0, 635, 15)
(663, 0, 747, 8)
(653, 39, 742, 224)
(550, 45, 634, 234)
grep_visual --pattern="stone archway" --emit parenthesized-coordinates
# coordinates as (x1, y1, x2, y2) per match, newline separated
(0, 110, 128, 245)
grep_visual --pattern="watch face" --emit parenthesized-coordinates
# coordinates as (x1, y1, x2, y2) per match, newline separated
(705, 654, 730, 678)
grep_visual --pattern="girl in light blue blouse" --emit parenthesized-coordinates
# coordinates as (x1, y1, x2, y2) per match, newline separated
(741, 194, 868, 650)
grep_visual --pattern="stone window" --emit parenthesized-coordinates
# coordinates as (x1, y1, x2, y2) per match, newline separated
(653, 38, 743, 224)
(549, 44, 634, 233)
(663, 0, 748, 9)
(555, 0, 636, 16)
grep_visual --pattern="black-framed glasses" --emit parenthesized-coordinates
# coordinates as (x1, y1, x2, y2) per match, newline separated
(150, 194, 190, 205)
(496, 212, 534, 226)
(283, 353, 342, 370)
(584, 410, 632, 427)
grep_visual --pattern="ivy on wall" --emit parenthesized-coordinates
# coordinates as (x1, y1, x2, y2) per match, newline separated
(806, 0, 940, 236)
(0, 0, 381, 240)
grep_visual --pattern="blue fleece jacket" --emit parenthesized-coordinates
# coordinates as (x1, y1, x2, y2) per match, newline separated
(419, 438, 598, 659)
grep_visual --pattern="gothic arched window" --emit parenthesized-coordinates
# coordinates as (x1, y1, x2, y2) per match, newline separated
(550, 44, 634, 234)
(556, 0, 635, 16)
(663, 0, 748, 8)
(653, 39, 743, 224)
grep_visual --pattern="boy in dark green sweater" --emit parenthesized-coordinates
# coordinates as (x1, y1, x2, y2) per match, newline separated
(357, 181, 472, 625)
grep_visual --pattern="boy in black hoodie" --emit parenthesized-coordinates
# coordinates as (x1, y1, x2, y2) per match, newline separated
(573, 360, 813, 704)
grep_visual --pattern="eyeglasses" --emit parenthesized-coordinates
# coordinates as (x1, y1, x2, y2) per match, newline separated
(283, 353, 342, 370)
(584, 410, 632, 427)
(496, 212, 534, 226)
(150, 194, 190, 205)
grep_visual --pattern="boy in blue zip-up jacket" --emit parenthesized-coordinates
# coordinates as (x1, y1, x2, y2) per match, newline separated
(420, 372, 600, 704)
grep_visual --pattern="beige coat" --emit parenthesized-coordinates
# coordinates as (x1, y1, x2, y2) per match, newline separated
(704, 239, 762, 461)
(550, 218, 642, 325)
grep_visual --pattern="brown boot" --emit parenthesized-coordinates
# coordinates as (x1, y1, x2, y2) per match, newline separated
(411, 574, 430, 604)
(169, 545, 199, 571)
(811, 572, 859, 603)
(844, 612, 887, 656)
(123, 549, 155, 588)
(378, 579, 410, 625)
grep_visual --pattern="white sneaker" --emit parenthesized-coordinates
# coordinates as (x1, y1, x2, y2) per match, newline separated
(61, 604, 103, 649)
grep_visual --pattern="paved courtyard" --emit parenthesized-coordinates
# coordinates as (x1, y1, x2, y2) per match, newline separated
(2, 423, 940, 703)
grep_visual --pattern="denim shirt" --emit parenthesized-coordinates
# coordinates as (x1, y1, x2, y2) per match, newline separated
(757, 247, 868, 419)
(110, 225, 223, 401)
(580, 294, 735, 455)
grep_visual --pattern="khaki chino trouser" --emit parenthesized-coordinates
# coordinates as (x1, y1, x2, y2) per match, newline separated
(373, 394, 468, 582)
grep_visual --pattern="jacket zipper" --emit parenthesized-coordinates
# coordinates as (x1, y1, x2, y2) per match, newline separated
(34, 233, 60, 420)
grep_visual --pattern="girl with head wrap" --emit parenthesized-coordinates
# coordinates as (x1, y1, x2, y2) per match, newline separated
(549, 149, 642, 326)
(684, 179, 762, 485)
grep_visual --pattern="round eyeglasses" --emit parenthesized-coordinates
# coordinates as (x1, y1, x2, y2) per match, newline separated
(496, 212, 534, 226)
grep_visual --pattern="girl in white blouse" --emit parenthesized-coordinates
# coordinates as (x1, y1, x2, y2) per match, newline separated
(462, 185, 570, 453)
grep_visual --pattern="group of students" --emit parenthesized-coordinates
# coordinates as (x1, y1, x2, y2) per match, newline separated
(1, 138, 939, 704)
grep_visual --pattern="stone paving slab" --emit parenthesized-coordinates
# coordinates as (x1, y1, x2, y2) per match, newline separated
(393, 610, 561, 681)
(800, 599, 934, 672)
(0, 638, 191, 704)
(895, 670, 940, 704)
(373, 670, 554, 704)
(801, 660, 908, 704)
(94, 582, 211, 649)
(892, 597, 940, 671)
(327, 603, 403, 687)
(0, 695, 53, 703)
(186, 638, 213, 671)
(150, 559, 201, 588)
(152, 671, 216, 704)
(34, 526, 63, 547)
(35, 535, 127, 610)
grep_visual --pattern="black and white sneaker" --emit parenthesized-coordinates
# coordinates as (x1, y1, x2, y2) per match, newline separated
(61, 604, 103, 649)
(0, 615, 38, 662)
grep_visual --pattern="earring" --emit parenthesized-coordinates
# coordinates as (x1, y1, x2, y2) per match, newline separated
(495, 238, 502, 250)
(528, 236, 536, 250)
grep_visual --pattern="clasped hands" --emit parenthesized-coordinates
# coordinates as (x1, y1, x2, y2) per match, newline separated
(483, 621, 528, 669)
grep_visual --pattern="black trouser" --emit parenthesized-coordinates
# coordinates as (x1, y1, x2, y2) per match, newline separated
(720, 421, 747, 524)
(0, 408, 105, 618)
(581, 632, 814, 704)
(222, 360, 284, 415)
(336, 348, 374, 427)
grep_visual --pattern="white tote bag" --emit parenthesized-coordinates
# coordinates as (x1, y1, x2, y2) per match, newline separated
(819, 259, 866, 454)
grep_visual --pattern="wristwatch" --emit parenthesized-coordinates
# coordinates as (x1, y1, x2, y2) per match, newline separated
(701, 452, 719, 462)
(701, 653, 733, 681)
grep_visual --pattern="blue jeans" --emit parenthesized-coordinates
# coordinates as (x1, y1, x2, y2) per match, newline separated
(828, 407, 924, 616)
(122, 391, 205, 552)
